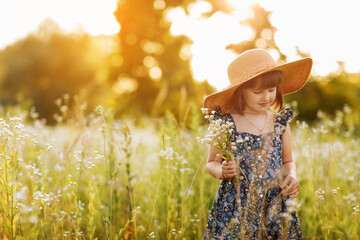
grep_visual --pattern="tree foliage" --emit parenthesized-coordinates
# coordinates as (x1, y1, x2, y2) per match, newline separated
(0, 19, 99, 123)
(110, 0, 215, 120)
(0, 2, 359, 125)
(226, 3, 286, 61)
(286, 71, 360, 121)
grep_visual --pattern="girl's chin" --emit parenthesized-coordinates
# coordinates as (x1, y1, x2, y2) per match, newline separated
(244, 107, 268, 114)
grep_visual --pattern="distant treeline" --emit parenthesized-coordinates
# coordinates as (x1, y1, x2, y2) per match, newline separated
(0, 2, 359, 126)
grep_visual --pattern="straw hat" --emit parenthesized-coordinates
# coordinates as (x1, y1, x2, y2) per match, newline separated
(203, 49, 313, 113)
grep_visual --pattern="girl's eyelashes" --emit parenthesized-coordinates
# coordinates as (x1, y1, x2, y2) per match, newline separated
(252, 88, 276, 94)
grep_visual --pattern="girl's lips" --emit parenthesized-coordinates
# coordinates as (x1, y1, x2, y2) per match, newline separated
(259, 103, 268, 107)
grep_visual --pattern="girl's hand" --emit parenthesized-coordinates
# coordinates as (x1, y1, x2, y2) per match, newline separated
(221, 160, 237, 180)
(280, 174, 299, 199)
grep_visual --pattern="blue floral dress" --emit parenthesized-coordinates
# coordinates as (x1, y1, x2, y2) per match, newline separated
(204, 106, 303, 240)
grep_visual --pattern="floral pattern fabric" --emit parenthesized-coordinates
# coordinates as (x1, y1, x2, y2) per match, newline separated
(204, 106, 303, 240)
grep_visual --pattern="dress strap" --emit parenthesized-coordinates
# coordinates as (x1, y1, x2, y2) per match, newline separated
(274, 108, 293, 134)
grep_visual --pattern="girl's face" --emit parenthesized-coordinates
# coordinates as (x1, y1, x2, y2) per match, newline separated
(241, 86, 277, 114)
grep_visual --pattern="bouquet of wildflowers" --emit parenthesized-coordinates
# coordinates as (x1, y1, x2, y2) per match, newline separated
(196, 107, 236, 163)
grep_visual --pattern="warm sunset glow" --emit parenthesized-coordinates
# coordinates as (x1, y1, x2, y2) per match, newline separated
(227, 0, 256, 11)
(0, 0, 119, 49)
(111, 54, 124, 67)
(166, 0, 360, 90)
(1, 0, 360, 91)
(166, 4, 253, 90)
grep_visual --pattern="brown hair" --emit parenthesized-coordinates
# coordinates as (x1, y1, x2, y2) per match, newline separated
(233, 70, 283, 114)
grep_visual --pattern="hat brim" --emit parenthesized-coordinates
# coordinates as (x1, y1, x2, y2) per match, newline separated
(203, 57, 313, 113)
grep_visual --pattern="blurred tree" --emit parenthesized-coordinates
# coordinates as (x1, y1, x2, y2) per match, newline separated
(226, 3, 287, 61)
(1, 1, 358, 126)
(286, 70, 360, 121)
(111, 0, 215, 121)
(0, 19, 99, 124)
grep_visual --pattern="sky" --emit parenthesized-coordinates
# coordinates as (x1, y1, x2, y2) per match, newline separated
(1, 0, 360, 90)
(0, 0, 119, 44)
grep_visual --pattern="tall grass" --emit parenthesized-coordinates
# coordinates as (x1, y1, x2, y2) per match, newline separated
(0, 101, 359, 239)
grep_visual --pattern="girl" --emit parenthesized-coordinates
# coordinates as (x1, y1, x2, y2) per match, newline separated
(203, 49, 312, 239)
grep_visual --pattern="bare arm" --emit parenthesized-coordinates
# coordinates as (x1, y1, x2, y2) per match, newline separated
(281, 125, 297, 177)
(281, 125, 300, 198)
(206, 145, 236, 180)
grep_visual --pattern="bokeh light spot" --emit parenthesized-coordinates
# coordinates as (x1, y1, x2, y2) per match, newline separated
(153, 0, 166, 10)
(142, 40, 164, 55)
(231, 9, 254, 22)
(143, 56, 157, 68)
(227, 0, 256, 11)
(113, 75, 138, 94)
(261, 28, 273, 41)
(179, 44, 192, 61)
(188, 1, 212, 17)
(255, 38, 267, 49)
(149, 66, 162, 81)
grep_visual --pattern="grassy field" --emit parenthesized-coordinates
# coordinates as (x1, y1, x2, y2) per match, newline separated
(0, 102, 359, 239)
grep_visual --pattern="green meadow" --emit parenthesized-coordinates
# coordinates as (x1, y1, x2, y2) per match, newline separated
(0, 102, 359, 239)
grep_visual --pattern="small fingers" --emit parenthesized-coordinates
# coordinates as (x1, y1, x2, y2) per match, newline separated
(282, 182, 299, 196)
(221, 161, 237, 180)
(286, 188, 299, 197)
(222, 168, 236, 177)
(222, 161, 236, 170)
(290, 191, 299, 199)
(222, 160, 236, 166)
(281, 175, 299, 194)
(280, 177, 292, 189)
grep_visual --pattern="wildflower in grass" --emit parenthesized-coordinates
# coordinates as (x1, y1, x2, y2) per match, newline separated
(55, 97, 62, 107)
(14, 188, 27, 202)
(332, 188, 340, 195)
(149, 231, 155, 238)
(311, 126, 328, 134)
(60, 105, 68, 114)
(29, 106, 39, 119)
(343, 104, 351, 113)
(80, 101, 88, 111)
(63, 93, 70, 101)
(53, 113, 63, 123)
(95, 105, 104, 115)
(46, 143, 53, 151)
(159, 147, 189, 172)
(353, 205, 359, 215)
(316, 188, 325, 200)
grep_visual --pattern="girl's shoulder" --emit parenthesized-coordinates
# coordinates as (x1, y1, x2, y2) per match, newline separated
(274, 108, 294, 126)
(211, 105, 234, 122)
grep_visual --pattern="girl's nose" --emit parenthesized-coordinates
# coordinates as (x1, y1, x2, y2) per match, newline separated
(262, 92, 270, 101)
